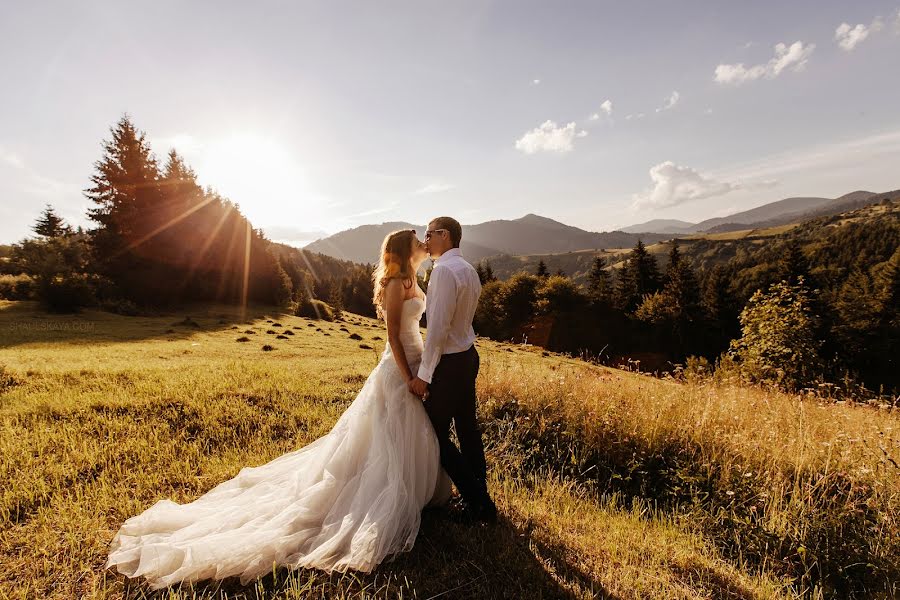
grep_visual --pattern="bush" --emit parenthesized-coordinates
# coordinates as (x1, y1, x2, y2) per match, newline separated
(294, 299, 334, 321)
(0, 274, 35, 300)
(99, 297, 143, 316)
(728, 277, 823, 392)
(37, 273, 95, 313)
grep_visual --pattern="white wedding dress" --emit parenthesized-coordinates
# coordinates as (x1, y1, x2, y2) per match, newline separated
(106, 296, 451, 590)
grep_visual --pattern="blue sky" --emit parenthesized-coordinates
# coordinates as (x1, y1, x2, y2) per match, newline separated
(2, 0, 899, 246)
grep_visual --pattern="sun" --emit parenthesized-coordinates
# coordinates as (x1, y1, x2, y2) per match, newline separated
(193, 132, 308, 228)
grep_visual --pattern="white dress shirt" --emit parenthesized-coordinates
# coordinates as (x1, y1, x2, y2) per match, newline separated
(417, 248, 481, 384)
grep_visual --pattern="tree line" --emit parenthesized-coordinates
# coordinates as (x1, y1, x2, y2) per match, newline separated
(0, 115, 374, 318)
(473, 205, 900, 396)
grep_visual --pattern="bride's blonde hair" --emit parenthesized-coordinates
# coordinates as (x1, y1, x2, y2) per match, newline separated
(372, 229, 418, 320)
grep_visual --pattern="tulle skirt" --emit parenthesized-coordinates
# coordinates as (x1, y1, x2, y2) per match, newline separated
(105, 353, 450, 590)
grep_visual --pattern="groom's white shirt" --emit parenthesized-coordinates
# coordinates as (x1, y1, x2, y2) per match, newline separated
(417, 247, 481, 384)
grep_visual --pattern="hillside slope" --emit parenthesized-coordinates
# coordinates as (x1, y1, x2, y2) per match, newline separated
(704, 190, 890, 233)
(1, 299, 897, 598)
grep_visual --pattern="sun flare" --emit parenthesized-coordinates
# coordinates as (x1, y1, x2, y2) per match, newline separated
(193, 132, 308, 227)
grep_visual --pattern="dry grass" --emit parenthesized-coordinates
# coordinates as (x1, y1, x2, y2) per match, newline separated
(1, 300, 895, 598)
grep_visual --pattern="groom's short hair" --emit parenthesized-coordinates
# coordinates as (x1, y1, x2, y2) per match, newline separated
(430, 216, 462, 248)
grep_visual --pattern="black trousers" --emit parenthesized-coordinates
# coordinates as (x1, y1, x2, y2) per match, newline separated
(422, 345, 489, 506)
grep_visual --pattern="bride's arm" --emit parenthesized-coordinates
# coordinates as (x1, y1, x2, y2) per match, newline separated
(383, 278, 415, 383)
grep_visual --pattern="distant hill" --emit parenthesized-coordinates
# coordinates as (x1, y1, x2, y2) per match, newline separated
(304, 214, 669, 264)
(692, 196, 833, 232)
(703, 190, 884, 233)
(606, 195, 900, 276)
(620, 190, 887, 235)
(620, 219, 698, 234)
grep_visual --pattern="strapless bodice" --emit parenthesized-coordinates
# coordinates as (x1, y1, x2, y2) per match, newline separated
(381, 296, 425, 364)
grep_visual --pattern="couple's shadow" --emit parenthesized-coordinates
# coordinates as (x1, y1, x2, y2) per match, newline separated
(125, 508, 617, 599)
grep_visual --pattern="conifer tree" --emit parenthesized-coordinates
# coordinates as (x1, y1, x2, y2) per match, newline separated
(536, 259, 549, 278)
(586, 256, 613, 306)
(84, 114, 163, 293)
(329, 279, 344, 320)
(482, 261, 496, 283)
(615, 240, 660, 312)
(32, 204, 71, 238)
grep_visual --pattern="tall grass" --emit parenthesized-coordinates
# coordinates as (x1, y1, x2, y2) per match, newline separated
(477, 351, 900, 597)
(2, 300, 895, 598)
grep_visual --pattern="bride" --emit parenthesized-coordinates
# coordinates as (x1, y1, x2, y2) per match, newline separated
(105, 229, 452, 590)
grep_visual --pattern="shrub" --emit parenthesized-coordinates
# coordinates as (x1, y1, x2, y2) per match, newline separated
(0, 274, 35, 300)
(37, 273, 95, 313)
(294, 299, 334, 321)
(99, 298, 142, 316)
(728, 277, 823, 392)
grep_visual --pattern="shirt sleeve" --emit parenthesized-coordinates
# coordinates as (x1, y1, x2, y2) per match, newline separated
(417, 265, 458, 384)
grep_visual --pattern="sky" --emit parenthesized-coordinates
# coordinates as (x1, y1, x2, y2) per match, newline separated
(1, 0, 899, 247)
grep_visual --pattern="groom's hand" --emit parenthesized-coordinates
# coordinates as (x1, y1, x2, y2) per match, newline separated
(408, 377, 429, 398)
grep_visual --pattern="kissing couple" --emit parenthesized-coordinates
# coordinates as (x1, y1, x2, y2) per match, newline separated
(105, 216, 498, 590)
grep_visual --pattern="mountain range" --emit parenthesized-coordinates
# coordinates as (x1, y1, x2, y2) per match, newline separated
(622, 190, 882, 234)
(303, 215, 670, 264)
(303, 189, 893, 265)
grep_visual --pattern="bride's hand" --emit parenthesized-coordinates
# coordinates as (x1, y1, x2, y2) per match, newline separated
(408, 377, 429, 398)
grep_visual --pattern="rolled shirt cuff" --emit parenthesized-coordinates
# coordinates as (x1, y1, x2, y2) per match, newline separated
(416, 365, 433, 384)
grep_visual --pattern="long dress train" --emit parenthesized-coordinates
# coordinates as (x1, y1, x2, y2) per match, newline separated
(105, 296, 451, 590)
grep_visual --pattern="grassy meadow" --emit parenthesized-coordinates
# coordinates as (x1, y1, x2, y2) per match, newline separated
(1, 299, 898, 599)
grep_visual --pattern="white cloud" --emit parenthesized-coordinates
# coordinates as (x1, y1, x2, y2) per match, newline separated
(895, 8, 900, 33)
(655, 90, 680, 113)
(414, 181, 455, 195)
(714, 41, 815, 85)
(532, 79, 541, 85)
(589, 99, 613, 121)
(835, 17, 885, 51)
(514, 120, 587, 154)
(632, 161, 740, 209)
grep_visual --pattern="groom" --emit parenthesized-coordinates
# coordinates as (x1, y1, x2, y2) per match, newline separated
(408, 216, 497, 523)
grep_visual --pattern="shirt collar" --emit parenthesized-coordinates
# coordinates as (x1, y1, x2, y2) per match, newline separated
(435, 247, 462, 264)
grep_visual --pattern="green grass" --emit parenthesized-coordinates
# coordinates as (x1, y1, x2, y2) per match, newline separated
(1, 300, 896, 598)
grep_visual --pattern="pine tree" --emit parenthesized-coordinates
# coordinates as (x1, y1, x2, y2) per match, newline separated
(615, 257, 635, 311)
(32, 205, 71, 238)
(329, 279, 344, 320)
(702, 264, 739, 352)
(483, 261, 496, 283)
(632, 240, 661, 294)
(615, 240, 660, 312)
(664, 240, 682, 284)
(536, 260, 549, 278)
(776, 240, 810, 285)
(702, 264, 732, 323)
(586, 256, 613, 306)
(475, 260, 498, 285)
(876, 247, 900, 327)
(83, 114, 164, 293)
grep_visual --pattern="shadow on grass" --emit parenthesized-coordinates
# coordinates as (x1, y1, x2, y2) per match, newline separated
(0, 300, 330, 350)
(117, 511, 620, 600)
